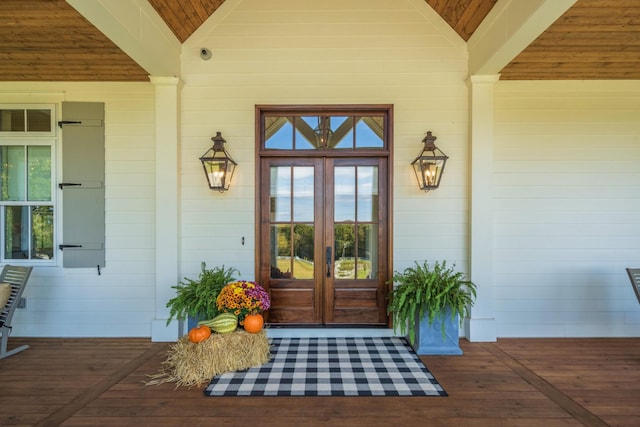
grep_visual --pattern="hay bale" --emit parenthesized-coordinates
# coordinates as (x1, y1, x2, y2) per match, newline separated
(146, 329, 270, 387)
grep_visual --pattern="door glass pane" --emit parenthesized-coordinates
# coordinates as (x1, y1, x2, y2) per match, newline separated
(329, 116, 351, 149)
(0, 110, 25, 132)
(329, 117, 348, 131)
(293, 224, 314, 279)
(358, 224, 377, 279)
(28, 146, 51, 201)
(26, 109, 51, 132)
(326, 116, 349, 149)
(5, 206, 28, 259)
(333, 128, 354, 149)
(334, 223, 355, 279)
(270, 164, 316, 280)
(0, 146, 26, 201)
(265, 117, 293, 149)
(32, 206, 54, 259)
(355, 116, 384, 148)
(296, 116, 319, 149)
(270, 224, 292, 278)
(293, 167, 314, 222)
(270, 166, 291, 222)
(334, 167, 355, 221)
(357, 166, 378, 222)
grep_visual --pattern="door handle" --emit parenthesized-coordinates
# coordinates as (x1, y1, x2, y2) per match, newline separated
(326, 246, 332, 278)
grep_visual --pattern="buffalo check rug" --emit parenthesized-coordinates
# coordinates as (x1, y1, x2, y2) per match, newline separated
(203, 336, 447, 397)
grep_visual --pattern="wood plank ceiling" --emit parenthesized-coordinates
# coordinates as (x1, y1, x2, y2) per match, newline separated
(501, 0, 640, 79)
(0, 0, 149, 81)
(0, 0, 639, 82)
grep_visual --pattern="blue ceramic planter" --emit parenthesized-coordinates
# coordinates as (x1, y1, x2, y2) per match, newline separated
(413, 306, 463, 355)
(187, 315, 207, 333)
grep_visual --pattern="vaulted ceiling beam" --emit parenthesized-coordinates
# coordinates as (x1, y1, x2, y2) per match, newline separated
(66, 0, 181, 77)
(468, 0, 577, 75)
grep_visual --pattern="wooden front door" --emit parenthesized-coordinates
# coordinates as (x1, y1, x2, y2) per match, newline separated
(256, 106, 393, 327)
(258, 156, 389, 326)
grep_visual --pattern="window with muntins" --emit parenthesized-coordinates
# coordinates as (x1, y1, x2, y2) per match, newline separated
(263, 115, 386, 150)
(0, 105, 55, 262)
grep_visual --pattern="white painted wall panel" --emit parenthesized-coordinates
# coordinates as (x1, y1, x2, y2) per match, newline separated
(0, 82, 156, 338)
(5, 2, 637, 341)
(179, 0, 470, 282)
(494, 80, 640, 337)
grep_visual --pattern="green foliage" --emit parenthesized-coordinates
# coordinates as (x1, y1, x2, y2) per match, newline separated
(387, 260, 477, 345)
(165, 262, 238, 325)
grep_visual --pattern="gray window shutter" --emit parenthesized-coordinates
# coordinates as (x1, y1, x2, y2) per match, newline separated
(59, 102, 105, 269)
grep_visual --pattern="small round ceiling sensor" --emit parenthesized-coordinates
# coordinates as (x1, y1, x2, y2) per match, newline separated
(200, 48, 212, 60)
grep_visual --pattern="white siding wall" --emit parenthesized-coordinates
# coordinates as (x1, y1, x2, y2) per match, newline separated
(0, 82, 156, 337)
(494, 81, 640, 337)
(180, 0, 471, 281)
(5, 2, 638, 340)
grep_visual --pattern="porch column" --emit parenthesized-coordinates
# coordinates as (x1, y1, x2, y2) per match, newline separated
(466, 74, 499, 342)
(150, 76, 183, 342)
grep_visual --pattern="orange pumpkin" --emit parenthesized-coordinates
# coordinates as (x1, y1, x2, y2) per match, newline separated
(188, 325, 212, 343)
(243, 313, 264, 334)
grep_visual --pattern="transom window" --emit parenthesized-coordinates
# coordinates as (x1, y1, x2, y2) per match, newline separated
(0, 105, 55, 262)
(264, 115, 385, 150)
(0, 106, 54, 135)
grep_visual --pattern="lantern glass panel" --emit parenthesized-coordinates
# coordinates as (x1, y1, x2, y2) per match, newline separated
(412, 156, 445, 190)
(203, 158, 231, 189)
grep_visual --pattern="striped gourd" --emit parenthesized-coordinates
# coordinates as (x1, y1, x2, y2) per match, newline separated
(198, 313, 238, 333)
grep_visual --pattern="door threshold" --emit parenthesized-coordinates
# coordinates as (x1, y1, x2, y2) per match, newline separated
(266, 328, 396, 338)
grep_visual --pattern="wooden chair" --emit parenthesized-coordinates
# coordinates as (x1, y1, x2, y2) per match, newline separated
(0, 265, 33, 359)
(627, 268, 640, 304)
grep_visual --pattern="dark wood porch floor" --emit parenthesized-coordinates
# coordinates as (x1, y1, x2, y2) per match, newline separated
(0, 337, 638, 426)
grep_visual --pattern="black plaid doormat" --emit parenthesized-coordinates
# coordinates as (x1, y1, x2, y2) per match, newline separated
(203, 336, 447, 397)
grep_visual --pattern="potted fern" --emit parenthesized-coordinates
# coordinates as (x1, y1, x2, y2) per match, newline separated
(165, 262, 238, 330)
(387, 260, 476, 355)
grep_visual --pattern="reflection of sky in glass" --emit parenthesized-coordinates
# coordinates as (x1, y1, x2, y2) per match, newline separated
(271, 164, 377, 223)
(358, 167, 377, 221)
(295, 117, 315, 149)
(270, 166, 315, 222)
(264, 116, 384, 150)
(265, 120, 293, 149)
(330, 116, 348, 131)
(293, 167, 314, 221)
(300, 116, 316, 127)
(334, 167, 378, 221)
(271, 167, 291, 221)
(356, 118, 383, 148)
(334, 129, 353, 149)
(334, 167, 355, 221)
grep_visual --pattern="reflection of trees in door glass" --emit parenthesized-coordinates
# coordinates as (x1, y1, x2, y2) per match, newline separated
(270, 224, 291, 278)
(334, 224, 355, 279)
(270, 224, 315, 280)
(358, 224, 377, 279)
(293, 224, 314, 279)
(334, 223, 376, 279)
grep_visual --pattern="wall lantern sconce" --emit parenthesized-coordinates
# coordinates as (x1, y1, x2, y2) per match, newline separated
(411, 131, 449, 191)
(199, 131, 237, 192)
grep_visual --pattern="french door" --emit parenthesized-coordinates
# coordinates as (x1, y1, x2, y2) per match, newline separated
(258, 156, 389, 326)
